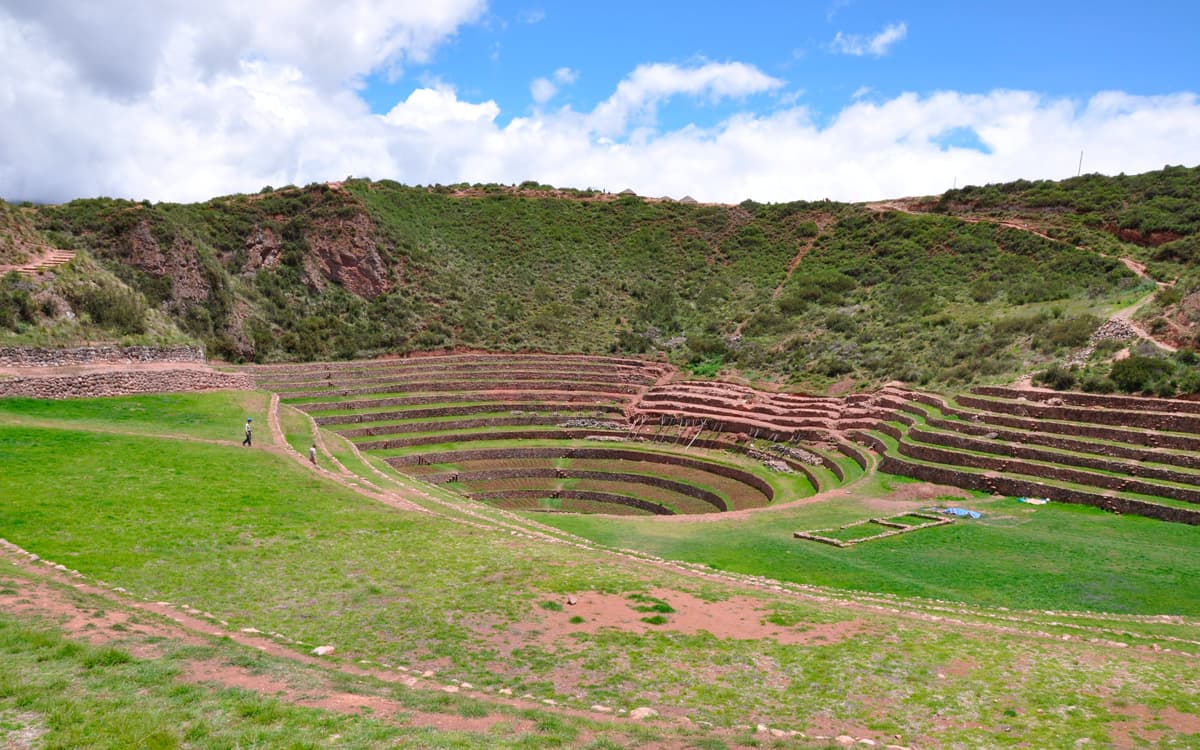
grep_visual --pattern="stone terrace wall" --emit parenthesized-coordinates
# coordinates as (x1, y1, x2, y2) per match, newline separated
(910, 427, 1200, 487)
(471, 489, 673, 515)
(957, 394, 1200, 433)
(0, 369, 254, 399)
(893, 437, 1200, 504)
(852, 432, 1200, 525)
(973, 386, 1200, 415)
(0, 345, 205, 368)
(906, 392, 1200, 451)
(314, 402, 626, 426)
(425, 467, 728, 511)
(389, 445, 774, 502)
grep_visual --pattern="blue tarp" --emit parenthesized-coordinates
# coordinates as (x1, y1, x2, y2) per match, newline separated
(941, 507, 982, 519)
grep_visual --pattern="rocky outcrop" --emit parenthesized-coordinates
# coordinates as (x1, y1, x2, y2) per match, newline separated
(125, 220, 211, 303)
(305, 210, 392, 298)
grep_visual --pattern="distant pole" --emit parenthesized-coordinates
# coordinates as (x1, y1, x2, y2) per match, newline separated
(1077, 150, 1084, 177)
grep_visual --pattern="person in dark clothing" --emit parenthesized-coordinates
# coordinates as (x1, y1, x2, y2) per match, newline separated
(242, 418, 253, 447)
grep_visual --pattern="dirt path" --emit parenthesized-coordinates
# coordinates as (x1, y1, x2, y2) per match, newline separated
(0, 246, 75, 276)
(865, 202, 1183, 355)
(731, 215, 835, 338)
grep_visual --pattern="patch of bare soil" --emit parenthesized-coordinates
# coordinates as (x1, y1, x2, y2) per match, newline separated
(1108, 702, 1200, 749)
(182, 662, 519, 733)
(0, 569, 532, 735)
(526, 589, 873, 646)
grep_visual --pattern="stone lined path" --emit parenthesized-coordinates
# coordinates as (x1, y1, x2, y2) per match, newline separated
(0, 246, 75, 276)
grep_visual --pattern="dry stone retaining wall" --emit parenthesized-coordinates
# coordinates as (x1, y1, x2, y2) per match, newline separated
(906, 392, 1200, 451)
(972, 386, 1200, 415)
(893, 438, 1200, 505)
(471, 489, 673, 515)
(957, 394, 1200, 434)
(0, 345, 204, 367)
(910, 427, 1200, 487)
(282, 379, 642, 401)
(423, 467, 727, 511)
(0, 369, 253, 399)
(387, 445, 774, 503)
(314, 402, 625, 426)
(336, 415, 570, 438)
(358, 428, 632, 451)
(297, 391, 615, 414)
(923, 414, 1200, 470)
(853, 432, 1200, 524)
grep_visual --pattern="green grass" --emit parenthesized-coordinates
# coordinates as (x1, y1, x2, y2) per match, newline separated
(535, 483, 1200, 615)
(4, 393, 1200, 746)
(0, 391, 270, 443)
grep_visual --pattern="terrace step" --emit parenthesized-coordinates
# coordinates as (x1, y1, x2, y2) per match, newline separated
(312, 401, 625, 426)
(853, 430, 1200, 525)
(426, 467, 728, 511)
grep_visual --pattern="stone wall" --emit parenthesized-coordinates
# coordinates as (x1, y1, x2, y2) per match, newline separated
(862, 446, 1200, 526)
(0, 369, 254, 399)
(910, 427, 1200, 487)
(282, 379, 642, 400)
(314, 402, 625, 426)
(336, 415, 568, 438)
(923, 414, 1200, 470)
(0, 345, 205, 368)
(267, 368, 638, 391)
(298, 391, 611, 413)
(423, 467, 727, 511)
(387, 445, 774, 503)
(471, 489, 673, 516)
(973, 386, 1200, 415)
(892, 437, 1200, 505)
(957, 394, 1200, 433)
(358, 428, 632, 451)
(907, 392, 1200, 451)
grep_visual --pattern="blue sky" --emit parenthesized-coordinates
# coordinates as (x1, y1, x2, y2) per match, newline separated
(363, 1, 1199, 129)
(1, 1, 1198, 203)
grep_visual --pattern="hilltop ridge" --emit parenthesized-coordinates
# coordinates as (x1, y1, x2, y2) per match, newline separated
(3, 165, 1199, 392)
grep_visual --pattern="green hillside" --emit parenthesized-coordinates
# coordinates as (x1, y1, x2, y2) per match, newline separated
(9, 166, 1200, 389)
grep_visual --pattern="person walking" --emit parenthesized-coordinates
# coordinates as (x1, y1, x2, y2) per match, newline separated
(309, 444, 317, 465)
(242, 418, 253, 447)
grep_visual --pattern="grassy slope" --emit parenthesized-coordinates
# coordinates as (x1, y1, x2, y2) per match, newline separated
(2, 393, 1200, 746)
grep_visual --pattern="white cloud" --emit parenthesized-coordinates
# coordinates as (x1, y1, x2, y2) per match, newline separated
(517, 8, 545, 24)
(831, 22, 908, 57)
(1, 0, 486, 94)
(530, 67, 579, 104)
(0, 7, 1198, 207)
(589, 61, 784, 135)
(530, 77, 558, 104)
(384, 86, 499, 128)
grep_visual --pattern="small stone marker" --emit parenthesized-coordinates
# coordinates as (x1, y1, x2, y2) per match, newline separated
(630, 707, 658, 720)
(311, 645, 335, 656)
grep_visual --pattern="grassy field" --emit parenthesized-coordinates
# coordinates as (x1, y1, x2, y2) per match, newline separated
(3, 392, 1200, 748)
(534, 475, 1200, 616)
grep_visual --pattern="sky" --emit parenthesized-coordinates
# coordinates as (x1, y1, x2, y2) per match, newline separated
(1, 0, 1198, 205)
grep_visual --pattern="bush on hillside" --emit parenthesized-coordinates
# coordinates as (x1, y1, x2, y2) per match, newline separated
(0, 272, 38, 330)
(1033, 364, 1077, 390)
(1110, 355, 1176, 393)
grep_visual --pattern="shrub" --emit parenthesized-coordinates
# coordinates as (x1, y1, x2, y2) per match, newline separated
(0, 272, 38, 329)
(1033, 364, 1077, 390)
(1110, 355, 1176, 393)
